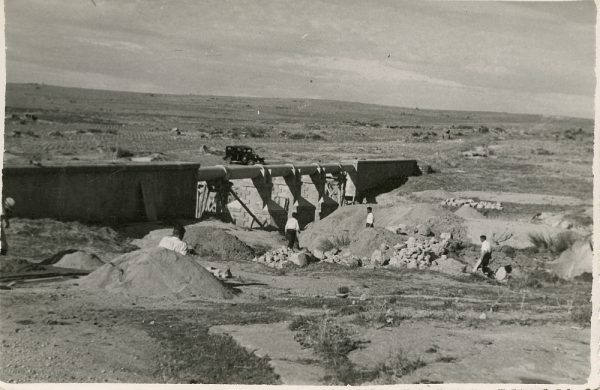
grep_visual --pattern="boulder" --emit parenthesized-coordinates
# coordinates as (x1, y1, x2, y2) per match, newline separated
(290, 252, 309, 267)
(430, 257, 466, 275)
(342, 257, 361, 268)
(370, 250, 385, 266)
(418, 225, 432, 236)
(559, 220, 573, 230)
(440, 232, 452, 240)
(312, 248, 325, 260)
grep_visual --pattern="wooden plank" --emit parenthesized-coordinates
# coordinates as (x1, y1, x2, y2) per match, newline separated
(140, 180, 159, 221)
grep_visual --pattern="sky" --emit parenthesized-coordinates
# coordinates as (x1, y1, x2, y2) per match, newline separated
(4, 0, 596, 118)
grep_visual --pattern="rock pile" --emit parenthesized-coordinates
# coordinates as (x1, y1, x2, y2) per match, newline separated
(371, 236, 451, 269)
(253, 247, 312, 269)
(316, 248, 362, 267)
(205, 266, 233, 280)
(441, 198, 503, 210)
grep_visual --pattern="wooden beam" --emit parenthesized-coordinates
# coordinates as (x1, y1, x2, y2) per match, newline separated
(228, 188, 266, 228)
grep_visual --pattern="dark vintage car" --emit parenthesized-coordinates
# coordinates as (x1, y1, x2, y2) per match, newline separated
(223, 145, 265, 165)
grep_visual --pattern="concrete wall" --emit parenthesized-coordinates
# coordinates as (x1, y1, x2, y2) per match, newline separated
(350, 159, 420, 201)
(2, 163, 200, 223)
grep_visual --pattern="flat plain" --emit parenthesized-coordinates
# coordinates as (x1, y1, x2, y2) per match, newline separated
(0, 83, 593, 384)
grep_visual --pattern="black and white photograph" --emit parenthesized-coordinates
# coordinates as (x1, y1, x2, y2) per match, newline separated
(0, 0, 596, 386)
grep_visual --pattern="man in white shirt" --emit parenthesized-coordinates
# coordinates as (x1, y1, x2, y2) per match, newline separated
(0, 198, 15, 255)
(366, 207, 374, 228)
(159, 224, 189, 256)
(472, 234, 492, 275)
(285, 212, 300, 250)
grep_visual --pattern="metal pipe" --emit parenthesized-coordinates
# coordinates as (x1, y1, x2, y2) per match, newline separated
(296, 163, 320, 176)
(319, 163, 342, 174)
(226, 166, 263, 180)
(197, 166, 228, 181)
(266, 164, 295, 177)
(198, 161, 357, 181)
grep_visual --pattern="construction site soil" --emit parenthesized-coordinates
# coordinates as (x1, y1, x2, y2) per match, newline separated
(0, 84, 593, 385)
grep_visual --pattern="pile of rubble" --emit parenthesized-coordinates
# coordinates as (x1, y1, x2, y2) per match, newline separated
(441, 198, 503, 210)
(205, 266, 233, 280)
(371, 235, 452, 269)
(313, 248, 362, 267)
(253, 247, 312, 269)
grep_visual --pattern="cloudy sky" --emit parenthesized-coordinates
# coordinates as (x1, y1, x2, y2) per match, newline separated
(5, 0, 596, 118)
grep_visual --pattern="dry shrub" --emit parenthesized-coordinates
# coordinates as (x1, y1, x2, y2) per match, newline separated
(571, 304, 591, 327)
(372, 350, 426, 383)
(528, 231, 579, 255)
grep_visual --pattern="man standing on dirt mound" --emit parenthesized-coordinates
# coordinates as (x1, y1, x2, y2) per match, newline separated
(472, 235, 493, 276)
(158, 224, 189, 255)
(285, 212, 300, 250)
(1, 198, 15, 255)
(366, 206, 374, 228)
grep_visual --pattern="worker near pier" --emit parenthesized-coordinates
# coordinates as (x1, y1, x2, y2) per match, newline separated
(285, 212, 300, 250)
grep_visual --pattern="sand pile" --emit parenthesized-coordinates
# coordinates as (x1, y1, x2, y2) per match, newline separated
(454, 204, 486, 219)
(131, 228, 171, 249)
(184, 227, 255, 261)
(54, 251, 105, 271)
(546, 237, 592, 280)
(79, 248, 233, 299)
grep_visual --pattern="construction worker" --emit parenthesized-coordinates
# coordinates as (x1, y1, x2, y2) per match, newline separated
(158, 224, 189, 255)
(366, 206, 374, 228)
(472, 234, 493, 276)
(1, 198, 15, 256)
(285, 212, 300, 250)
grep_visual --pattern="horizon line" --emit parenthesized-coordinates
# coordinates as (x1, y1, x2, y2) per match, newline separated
(5, 81, 595, 121)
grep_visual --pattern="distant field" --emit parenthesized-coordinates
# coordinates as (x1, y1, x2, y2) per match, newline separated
(3, 83, 594, 200)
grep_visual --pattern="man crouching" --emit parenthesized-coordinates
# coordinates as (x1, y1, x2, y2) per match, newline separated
(159, 224, 189, 255)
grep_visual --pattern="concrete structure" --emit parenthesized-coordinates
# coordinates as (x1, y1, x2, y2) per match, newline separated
(1, 159, 419, 227)
(2, 163, 200, 223)
(197, 159, 420, 230)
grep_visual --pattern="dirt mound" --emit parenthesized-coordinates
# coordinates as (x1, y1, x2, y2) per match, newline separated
(184, 226, 255, 261)
(54, 251, 105, 271)
(300, 203, 466, 254)
(0, 257, 46, 274)
(79, 247, 233, 299)
(546, 237, 592, 280)
(454, 204, 485, 219)
(8, 218, 136, 260)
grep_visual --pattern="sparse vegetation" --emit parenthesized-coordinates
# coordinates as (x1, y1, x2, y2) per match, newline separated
(316, 232, 352, 251)
(508, 269, 563, 289)
(570, 303, 591, 327)
(528, 231, 579, 255)
(371, 350, 426, 383)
